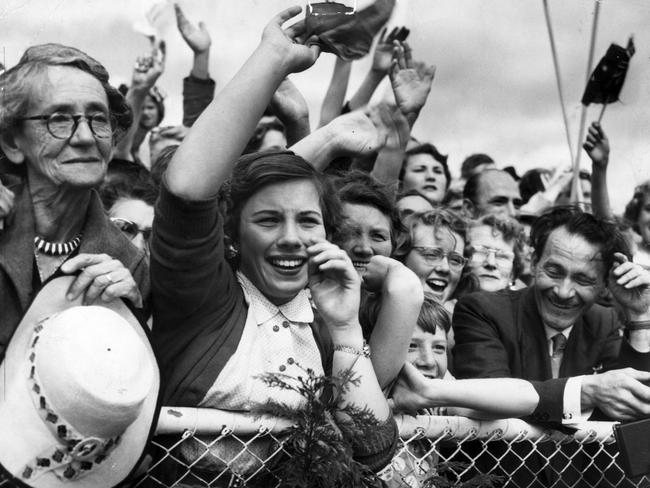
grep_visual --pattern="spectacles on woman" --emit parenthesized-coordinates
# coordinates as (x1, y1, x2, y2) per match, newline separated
(110, 218, 152, 241)
(468, 245, 514, 266)
(411, 246, 467, 270)
(20, 112, 115, 139)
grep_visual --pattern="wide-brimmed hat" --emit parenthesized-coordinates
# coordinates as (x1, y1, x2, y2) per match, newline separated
(0, 276, 160, 488)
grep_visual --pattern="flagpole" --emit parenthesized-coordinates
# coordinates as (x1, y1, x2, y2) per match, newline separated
(571, 0, 601, 204)
(542, 0, 574, 164)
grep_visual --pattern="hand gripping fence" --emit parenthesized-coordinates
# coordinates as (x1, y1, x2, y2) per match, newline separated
(117, 408, 650, 488)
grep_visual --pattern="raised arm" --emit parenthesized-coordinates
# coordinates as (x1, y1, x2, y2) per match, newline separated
(113, 43, 165, 161)
(174, 2, 216, 127)
(175, 2, 211, 80)
(583, 121, 613, 219)
(166, 6, 320, 200)
(363, 256, 423, 388)
(269, 77, 311, 146)
(307, 241, 390, 422)
(389, 41, 435, 128)
(290, 107, 388, 171)
(318, 57, 352, 127)
(348, 26, 408, 111)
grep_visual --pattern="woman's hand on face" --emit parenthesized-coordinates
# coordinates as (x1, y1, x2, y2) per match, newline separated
(307, 240, 361, 330)
(60, 253, 143, 308)
(261, 6, 321, 75)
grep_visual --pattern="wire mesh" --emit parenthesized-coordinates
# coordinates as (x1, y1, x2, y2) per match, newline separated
(128, 408, 650, 488)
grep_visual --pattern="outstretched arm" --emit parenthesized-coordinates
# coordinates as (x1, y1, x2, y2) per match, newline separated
(166, 7, 320, 200)
(391, 363, 539, 418)
(583, 121, 612, 219)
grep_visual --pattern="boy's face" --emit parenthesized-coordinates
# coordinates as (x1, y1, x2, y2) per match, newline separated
(407, 325, 448, 379)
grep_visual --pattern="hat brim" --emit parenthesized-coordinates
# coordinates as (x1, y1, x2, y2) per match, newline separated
(0, 276, 160, 488)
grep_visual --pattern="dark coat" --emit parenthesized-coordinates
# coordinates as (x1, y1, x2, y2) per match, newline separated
(0, 175, 149, 361)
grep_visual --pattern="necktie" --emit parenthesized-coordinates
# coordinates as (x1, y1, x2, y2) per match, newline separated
(551, 333, 567, 378)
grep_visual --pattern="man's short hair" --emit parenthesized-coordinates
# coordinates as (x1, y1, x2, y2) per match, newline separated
(530, 206, 631, 279)
(460, 153, 494, 180)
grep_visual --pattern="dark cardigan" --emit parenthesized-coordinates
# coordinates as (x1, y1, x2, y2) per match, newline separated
(151, 183, 397, 471)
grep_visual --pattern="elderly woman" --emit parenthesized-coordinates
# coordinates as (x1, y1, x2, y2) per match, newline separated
(458, 214, 525, 295)
(151, 6, 397, 479)
(0, 44, 148, 358)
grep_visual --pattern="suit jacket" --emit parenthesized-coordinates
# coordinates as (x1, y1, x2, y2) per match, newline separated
(0, 175, 150, 361)
(452, 287, 650, 487)
(452, 286, 650, 422)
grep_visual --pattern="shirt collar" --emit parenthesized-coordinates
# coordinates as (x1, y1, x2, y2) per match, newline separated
(544, 324, 572, 342)
(237, 271, 314, 325)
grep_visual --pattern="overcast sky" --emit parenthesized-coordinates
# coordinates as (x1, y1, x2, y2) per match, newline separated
(2, 0, 649, 212)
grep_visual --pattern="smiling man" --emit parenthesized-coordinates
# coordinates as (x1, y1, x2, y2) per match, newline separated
(452, 206, 650, 424)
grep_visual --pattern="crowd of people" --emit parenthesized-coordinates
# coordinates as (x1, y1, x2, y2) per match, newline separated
(1, 3, 650, 487)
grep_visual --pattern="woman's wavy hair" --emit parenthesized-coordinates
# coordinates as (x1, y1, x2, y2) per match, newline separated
(333, 170, 405, 251)
(0, 43, 132, 174)
(220, 150, 342, 266)
(399, 143, 451, 191)
(623, 181, 650, 234)
(392, 207, 468, 263)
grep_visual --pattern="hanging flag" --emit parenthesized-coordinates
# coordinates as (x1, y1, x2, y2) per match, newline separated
(581, 36, 635, 106)
(305, 0, 396, 61)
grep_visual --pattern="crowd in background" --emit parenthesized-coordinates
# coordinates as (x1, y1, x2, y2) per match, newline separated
(2, 3, 650, 487)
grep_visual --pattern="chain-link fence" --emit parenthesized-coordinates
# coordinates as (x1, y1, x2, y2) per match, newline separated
(132, 407, 650, 488)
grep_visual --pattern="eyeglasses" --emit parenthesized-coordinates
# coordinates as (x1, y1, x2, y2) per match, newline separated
(468, 245, 514, 266)
(20, 112, 115, 140)
(111, 218, 152, 241)
(411, 246, 467, 270)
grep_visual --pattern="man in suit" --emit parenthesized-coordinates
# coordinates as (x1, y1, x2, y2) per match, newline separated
(452, 206, 650, 487)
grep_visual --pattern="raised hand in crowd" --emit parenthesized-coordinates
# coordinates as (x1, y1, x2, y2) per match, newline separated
(348, 26, 409, 111)
(114, 39, 166, 162)
(389, 41, 436, 126)
(608, 253, 650, 327)
(290, 105, 390, 170)
(168, 5, 320, 199)
(584, 121, 613, 218)
(0, 176, 15, 230)
(174, 2, 211, 80)
(519, 167, 573, 216)
(270, 77, 310, 145)
(61, 253, 144, 308)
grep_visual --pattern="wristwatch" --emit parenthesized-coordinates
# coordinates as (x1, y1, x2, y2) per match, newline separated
(333, 340, 371, 358)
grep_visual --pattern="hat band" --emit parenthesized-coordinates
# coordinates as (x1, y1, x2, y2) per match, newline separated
(19, 317, 121, 483)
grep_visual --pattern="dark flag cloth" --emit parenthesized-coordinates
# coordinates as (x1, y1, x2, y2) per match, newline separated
(305, 0, 396, 61)
(581, 36, 635, 106)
